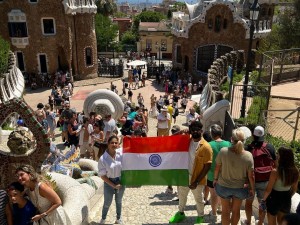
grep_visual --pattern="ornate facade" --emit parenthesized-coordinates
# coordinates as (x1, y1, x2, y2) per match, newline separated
(171, 0, 277, 77)
(0, 0, 98, 80)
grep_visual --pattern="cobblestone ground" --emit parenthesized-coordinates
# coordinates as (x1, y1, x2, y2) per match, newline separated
(89, 185, 254, 225)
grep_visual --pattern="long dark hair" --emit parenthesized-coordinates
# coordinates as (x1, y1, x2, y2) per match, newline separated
(277, 147, 299, 186)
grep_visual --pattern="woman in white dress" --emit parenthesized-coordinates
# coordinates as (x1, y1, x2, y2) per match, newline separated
(15, 165, 71, 225)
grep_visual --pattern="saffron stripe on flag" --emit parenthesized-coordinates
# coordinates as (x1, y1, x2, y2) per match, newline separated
(121, 169, 189, 186)
(123, 135, 190, 153)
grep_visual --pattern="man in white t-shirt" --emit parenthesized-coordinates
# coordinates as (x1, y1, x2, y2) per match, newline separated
(186, 108, 201, 126)
(157, 107, 170, 136)
(103, 114, 116, 142)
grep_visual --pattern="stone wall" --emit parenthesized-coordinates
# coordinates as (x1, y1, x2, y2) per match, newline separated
(200, 50, 244, 112)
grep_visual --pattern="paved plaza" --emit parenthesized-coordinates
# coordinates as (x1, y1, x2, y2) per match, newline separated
(23, 69, 268, 225)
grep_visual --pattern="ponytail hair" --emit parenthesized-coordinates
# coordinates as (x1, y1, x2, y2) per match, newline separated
(231, 128, 245, 154)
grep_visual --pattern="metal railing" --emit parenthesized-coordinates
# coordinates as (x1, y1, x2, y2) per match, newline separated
(259, 48, 300, 85)
(230, 84, 271, 124)
(97, 64, 123, 77)
(261, 108, 300, 142)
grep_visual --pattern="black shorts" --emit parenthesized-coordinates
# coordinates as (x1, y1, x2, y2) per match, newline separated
(207, 180, 214, 188)
(266, 189, 291, 215)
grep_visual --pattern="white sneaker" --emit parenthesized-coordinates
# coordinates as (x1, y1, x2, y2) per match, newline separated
(99, 219, 106, 224)
(115, 219, 123, 224)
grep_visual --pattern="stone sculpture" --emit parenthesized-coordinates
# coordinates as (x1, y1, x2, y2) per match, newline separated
(0, 51, 50, 188)
(83, 89, 124, 119)
(7, 129, 35, 154)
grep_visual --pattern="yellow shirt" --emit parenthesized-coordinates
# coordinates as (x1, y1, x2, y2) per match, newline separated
(167, 105, 173, 127)
(190, 138, 213, 185)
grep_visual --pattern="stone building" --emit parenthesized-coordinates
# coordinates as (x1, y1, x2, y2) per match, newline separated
(0, 0, 98, 80)
(137, 21, 173, 59)
(171, 0, 277, 78)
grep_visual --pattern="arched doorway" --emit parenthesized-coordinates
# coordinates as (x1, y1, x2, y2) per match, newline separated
(196, 45, 233, 73)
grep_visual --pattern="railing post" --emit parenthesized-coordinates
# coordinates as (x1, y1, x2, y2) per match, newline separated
(293, 108, 300, 142)
(230, 84, 236, 116)
(278, 50, 285, 82)
(258, 53, 264, 82)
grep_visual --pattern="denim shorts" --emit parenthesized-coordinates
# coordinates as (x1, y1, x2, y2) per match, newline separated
(215, 183, 249, 200)
(253, 181, 268, 200)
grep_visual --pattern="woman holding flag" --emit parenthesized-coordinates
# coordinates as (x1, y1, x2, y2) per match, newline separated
(98, 136, 125, 225)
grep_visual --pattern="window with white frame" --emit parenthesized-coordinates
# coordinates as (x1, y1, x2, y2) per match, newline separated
(85, 48, 93, 66)
(8, 10, 28, 38)
(42, 18, 56, 35)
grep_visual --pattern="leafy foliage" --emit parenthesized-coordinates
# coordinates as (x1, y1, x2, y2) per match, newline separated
(220, 72, 243, 92)
(121, 31, 137, 45)
(0, 35, 10, 75)
(96, 0, 117, 16)
(265, 134, 300, 172)
(132, 11, 166, 35)
(260, 1, 300, 51)
(95, 14, 118, 51)
(113, 12, 127, 18)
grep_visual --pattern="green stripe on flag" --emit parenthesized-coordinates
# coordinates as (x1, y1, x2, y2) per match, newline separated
(121, 169, 189, 186)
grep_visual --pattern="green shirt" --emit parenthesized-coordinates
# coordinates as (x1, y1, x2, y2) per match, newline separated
(207, 140, 231, 181)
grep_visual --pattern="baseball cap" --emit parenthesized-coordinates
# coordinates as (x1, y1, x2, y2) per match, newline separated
(253, 126, 265, 141)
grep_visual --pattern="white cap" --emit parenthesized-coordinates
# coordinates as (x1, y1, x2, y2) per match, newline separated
(253, 126, 264, 137)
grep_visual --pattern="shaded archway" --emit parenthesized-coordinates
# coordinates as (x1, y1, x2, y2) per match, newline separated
(58, 46, 69, 71)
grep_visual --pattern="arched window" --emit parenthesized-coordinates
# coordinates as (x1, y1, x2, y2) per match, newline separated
(85, 48, 93, 66)
(214, 16, 221, 32)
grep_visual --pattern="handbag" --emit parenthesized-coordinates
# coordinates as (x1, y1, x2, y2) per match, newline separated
(94, 142, 101, 148)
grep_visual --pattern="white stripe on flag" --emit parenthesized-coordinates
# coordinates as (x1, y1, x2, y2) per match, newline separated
(122, 152, 188, 170)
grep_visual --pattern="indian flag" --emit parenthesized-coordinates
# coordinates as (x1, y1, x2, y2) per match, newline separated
(121, 135, 190, 186)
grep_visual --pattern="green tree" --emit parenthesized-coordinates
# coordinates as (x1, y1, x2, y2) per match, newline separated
(121, 31, 137, 45)
(96, 0, 117, 16)
(113, 12, 127, 18)
(0, 35, 10, 75)
(174, 2, 186, 10)
(260, 2, 300, 51)
(132, 11, 166, 35)
(95, 14, 118, 51)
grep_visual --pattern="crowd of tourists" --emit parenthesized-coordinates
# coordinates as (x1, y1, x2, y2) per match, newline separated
(1, 72, 300, 225)
(1, 121, 300, 225)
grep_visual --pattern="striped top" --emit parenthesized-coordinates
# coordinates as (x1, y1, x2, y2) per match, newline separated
(0, 190, 8, 225)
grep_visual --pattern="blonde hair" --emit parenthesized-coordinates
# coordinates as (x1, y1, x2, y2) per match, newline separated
(231, 128, 245, 154)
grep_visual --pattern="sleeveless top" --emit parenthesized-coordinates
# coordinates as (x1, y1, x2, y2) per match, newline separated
(27, 182, 71, 225)
(273, 172, 291, 191)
